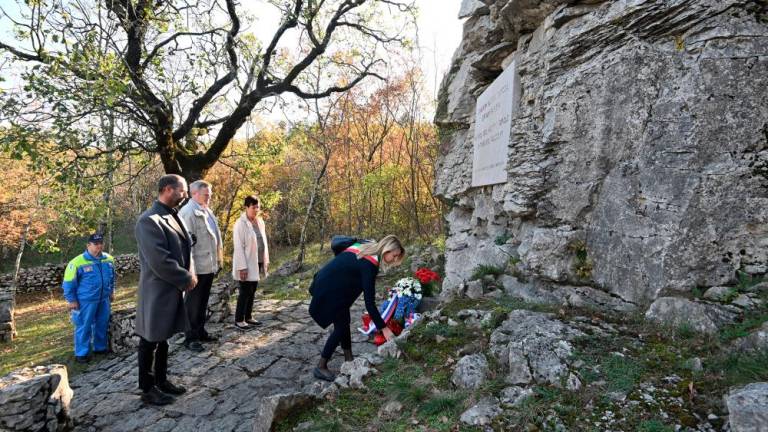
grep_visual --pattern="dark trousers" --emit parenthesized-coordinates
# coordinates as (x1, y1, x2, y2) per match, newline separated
(235, 280, 258, 322)
(185, 273, 214, 341)
(321, 309, 351, 359)
(138, 337, 168, 392)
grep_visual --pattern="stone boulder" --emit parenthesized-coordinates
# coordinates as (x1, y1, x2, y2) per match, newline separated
(734, 322, 768, 353)
(500, 386, 534, 407)
(645, 297, 739, 334)
(451, 353, 489, 389)
(456, 309, 493, 329)
(459, 397, 502, 426)
(703, 286, 733, 301)
(339, 357, 375, 389)
(725, 382, 768, 432)
(252, 393, 315, 432)
(490, 310, 583, 387)
(0, 365, 73, 432)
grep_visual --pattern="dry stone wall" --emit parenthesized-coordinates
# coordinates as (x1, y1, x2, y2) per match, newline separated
(0, 365, 73, 432)
(436, 0, 768, 307)
(0, 289, 13, 343)
(108, 280, 233, 352)
(0, 254, 140, 295)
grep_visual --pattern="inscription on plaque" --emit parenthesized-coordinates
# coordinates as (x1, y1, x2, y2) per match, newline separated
(472, 60, 520, 187)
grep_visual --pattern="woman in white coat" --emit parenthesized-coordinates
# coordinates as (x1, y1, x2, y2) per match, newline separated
(232, 195, 270, 330)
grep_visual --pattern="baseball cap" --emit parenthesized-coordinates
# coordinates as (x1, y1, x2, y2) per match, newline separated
(88, 233, 104, 244)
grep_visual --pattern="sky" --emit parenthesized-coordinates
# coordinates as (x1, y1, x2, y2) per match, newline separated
(0, 0, 464, 109)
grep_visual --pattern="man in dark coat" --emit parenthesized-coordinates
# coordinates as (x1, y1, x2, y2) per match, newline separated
(135, 174, 197, 406)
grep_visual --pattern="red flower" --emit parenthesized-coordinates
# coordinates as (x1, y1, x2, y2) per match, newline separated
(415, 267, 440, 284)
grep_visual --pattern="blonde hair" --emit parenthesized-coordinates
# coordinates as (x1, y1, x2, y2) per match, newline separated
(356, 235, 405, 270)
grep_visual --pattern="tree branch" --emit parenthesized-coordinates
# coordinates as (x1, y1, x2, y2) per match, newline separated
(172, 0, 241, 142)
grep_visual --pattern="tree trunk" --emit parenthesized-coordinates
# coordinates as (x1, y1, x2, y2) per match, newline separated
(296, 159, 329, 265)
(10, 217, 32, 340)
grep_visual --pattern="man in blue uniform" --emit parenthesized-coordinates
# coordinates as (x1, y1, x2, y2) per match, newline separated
(62, 233, 116, 363)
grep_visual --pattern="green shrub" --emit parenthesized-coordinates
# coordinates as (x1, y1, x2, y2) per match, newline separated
(471, 264, 505, 280)
(419, 395, 463, 416)
(712, 350, 768, 387)
(568, 240, 593, 279)
(638, 419, 674, 432)
(676, 322, 696, 339)
(736, 270, 764, 292)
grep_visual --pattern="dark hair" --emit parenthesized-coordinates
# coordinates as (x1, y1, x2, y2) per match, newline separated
(158, 174, 183, 193)
(244, 195, 260, 207)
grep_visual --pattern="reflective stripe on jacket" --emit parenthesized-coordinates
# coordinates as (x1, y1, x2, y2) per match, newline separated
(62, 251, 116, 303)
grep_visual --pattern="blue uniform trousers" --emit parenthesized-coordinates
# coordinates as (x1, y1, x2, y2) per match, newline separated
(71, 299, 110, 356)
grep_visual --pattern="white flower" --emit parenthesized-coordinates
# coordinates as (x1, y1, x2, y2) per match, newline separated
(392, 277, 422, 299)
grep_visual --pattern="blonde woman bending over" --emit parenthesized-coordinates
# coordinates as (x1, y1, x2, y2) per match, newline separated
(308, 235, 405, 381)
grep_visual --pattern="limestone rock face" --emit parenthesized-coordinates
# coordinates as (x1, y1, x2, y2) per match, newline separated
(725, 382, 768, 432)
(435, 0, 768, 306)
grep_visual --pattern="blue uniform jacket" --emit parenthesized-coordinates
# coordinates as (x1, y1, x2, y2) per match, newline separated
(62, 251, 116, 303)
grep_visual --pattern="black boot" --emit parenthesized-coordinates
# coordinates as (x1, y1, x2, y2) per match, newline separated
(313, 357, 336, 382)
(141, 386, 175, 406)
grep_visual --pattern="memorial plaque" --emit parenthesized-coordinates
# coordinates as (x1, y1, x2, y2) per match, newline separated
(472, 60, 520, 187)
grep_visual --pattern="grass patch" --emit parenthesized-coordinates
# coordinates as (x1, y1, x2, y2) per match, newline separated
(638, 419, 675, 432)
(709, 350, 768, 387)
(419, 394, 464, 416)
(720, 312, 768, 341)
(676, 322, 696, 339)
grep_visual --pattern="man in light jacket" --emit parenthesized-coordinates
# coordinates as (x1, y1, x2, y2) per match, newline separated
(135, 174, 197, 406)
(179, 180, 223, 352)
(232, 194, 269, 330)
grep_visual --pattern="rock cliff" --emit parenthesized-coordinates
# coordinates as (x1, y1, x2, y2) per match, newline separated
(435, 0, 768, 306)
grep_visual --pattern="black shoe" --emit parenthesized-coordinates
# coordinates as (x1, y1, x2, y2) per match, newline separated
(200, 333, 219, 342)
(75, 356, 89, 364)
(185, 341, 204, 352)
(93, 349, 110, 355)
(157, 380, 187, 395)
(245, 319, 263, 326)
(141, 386, 175, 405)
(313, 367, 336, 382)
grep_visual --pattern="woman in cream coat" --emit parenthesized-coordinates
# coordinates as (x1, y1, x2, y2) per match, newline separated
(232, 195, 270, 330)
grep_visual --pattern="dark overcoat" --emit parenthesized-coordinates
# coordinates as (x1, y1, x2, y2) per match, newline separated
(309, 251, 387, 330)
(135, 201, 194, 342)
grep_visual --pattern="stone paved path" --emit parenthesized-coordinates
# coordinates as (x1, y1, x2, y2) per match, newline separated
(70, 299, 377, 431)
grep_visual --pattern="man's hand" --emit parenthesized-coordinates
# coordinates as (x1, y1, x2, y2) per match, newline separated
(239, 269, 248, 280)
(186, 274, 198, 291)
(68, 301, 79, 311)
(382, 327, 395, 342)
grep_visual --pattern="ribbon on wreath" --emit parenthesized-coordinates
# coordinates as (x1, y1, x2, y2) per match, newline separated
(357, 293, 398, 335)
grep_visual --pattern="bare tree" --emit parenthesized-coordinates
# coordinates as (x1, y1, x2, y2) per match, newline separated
(0, 0, 415, 181)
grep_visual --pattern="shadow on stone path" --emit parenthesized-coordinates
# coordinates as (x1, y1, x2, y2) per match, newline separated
(70, 299, 377, 431)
